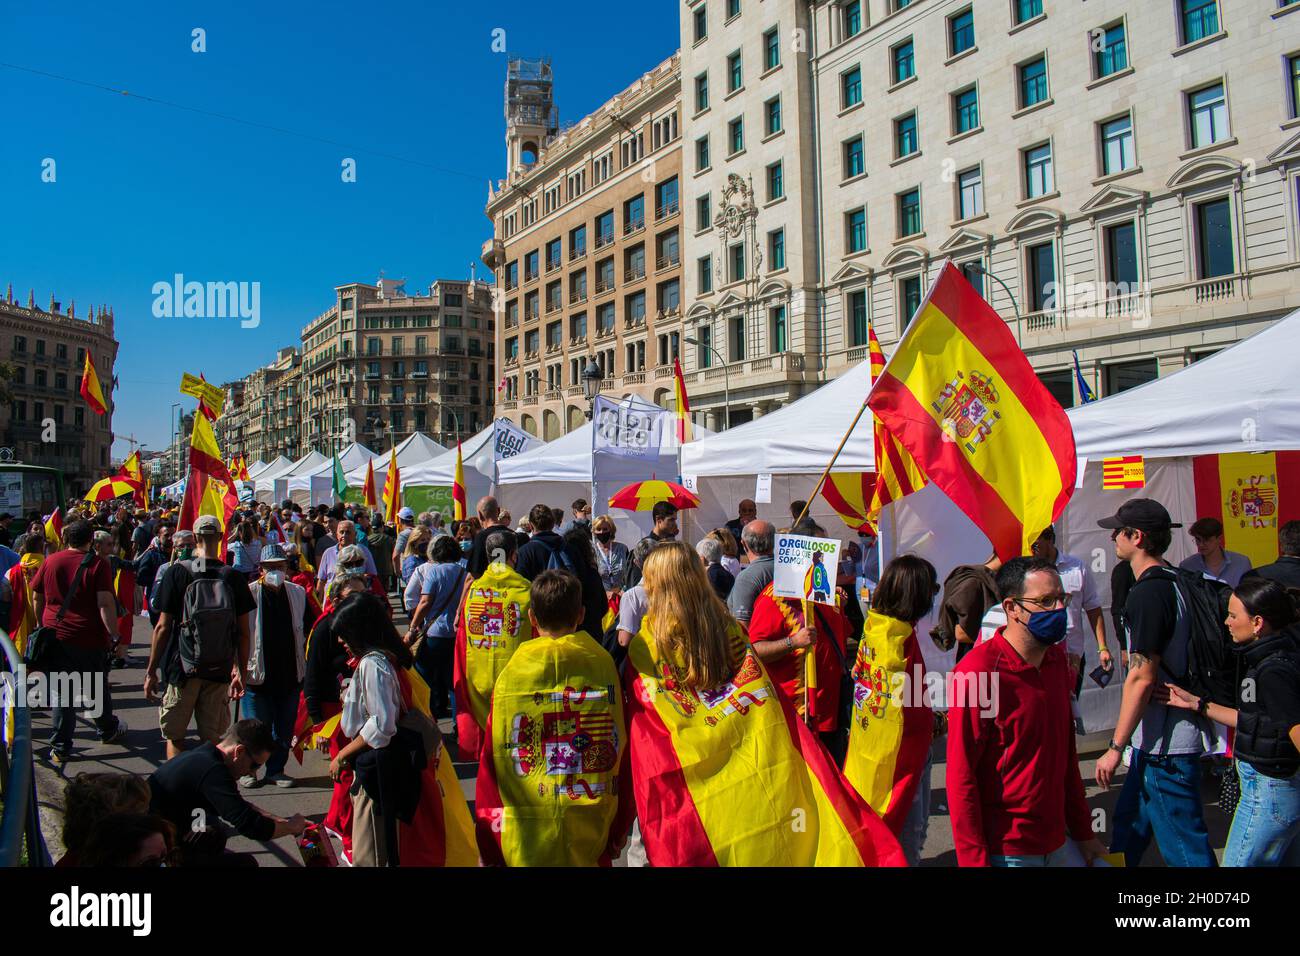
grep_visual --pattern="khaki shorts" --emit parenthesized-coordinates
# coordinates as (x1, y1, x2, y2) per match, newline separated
(160, 678, 233, 743)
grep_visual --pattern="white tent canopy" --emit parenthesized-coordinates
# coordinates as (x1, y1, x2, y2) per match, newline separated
(342, 432, 447, 485)
(256, 451, 328, 503)
(244, 459, 273, 480)
(251, 456, 294, 485)
(286, 442, 378, 490)
(401, 426, 497, 487)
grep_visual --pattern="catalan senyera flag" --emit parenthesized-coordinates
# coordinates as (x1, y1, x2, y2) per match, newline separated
(624, 623, 906, 866)
(44, 508, 63, 548)
(842, 610, 933, 836)
(475, 631, 631, 866)
(1193, 451, 1300, 568)
(453, 562, 536, 762)
(673, 357, 693, 444)
(867, 262, 1076, 560)
(79, 353, 107, 416)
(821, 472, 879, 534)
(362, 458, 378, 510)
(866, 319, 927, 527)
(452, 442, 467, 522)
(1102, 455, 1146, 490)
(382, 449, 401, 524)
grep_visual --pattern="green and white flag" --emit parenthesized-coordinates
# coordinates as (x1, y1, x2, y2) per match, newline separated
(331, 452, 347, 500)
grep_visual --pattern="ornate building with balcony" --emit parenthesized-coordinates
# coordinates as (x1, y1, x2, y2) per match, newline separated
(0, 287, 119, 494)
(484, 54, 685, 439)
(240, 347, 302, 464)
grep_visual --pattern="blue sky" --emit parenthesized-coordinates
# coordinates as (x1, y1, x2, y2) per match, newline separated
(0, 0, 679, 453)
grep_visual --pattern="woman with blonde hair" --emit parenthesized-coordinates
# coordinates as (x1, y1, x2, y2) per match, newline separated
(623, 541, 904, 867)
(708, 528, 743, 578)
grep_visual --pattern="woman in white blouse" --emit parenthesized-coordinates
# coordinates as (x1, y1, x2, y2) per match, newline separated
(592, 515, 631, 594)
(328, 592, 448, 866)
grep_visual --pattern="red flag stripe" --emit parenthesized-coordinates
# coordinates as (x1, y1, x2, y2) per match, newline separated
(873, 369, 1024, 559)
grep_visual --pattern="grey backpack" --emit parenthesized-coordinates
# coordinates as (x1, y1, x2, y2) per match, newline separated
(176, 559, 238, 678)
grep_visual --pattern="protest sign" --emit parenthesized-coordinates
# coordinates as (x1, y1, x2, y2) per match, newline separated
(773, 533, 842, 607)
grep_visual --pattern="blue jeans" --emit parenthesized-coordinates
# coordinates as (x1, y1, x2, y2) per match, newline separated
(1223, 760, 1300, 867)
(899, 749, 932, 867)
(241, 685, 299, 777)
(991, 842, 1073, 867)
(1111, 750, 1217, 867)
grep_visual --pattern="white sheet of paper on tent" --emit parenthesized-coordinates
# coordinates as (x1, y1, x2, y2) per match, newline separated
(755, 473, 773, 503)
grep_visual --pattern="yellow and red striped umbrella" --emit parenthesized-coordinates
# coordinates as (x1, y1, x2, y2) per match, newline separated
(608, 479, 700, 512)
(85, 476, 142, 502)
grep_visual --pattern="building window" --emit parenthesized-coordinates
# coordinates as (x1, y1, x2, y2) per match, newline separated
(546, 238, 562, 271)
(948, 8, 975, 56)
(1188, 82, 1228, 148)
(12, 336, 25, 353)
(892, 39, 915, 84)
(698, 325, 713, 369)
(625, 195, 646, 233)
(727, 0, 740, 18)
(957, 166, 983, 220)
(895, 112, 918, 158)
(767, 161, 784, 200)
(656, 176, 679, 219)
(1094, 22, 1127, 78)
(1014, 0, 1042, 25)
(953, 86, 979, 133)
(699, 255, 714, 294)
(1027, 241, 1056, 311)
(728, 51, 743, 92)
(1100, 115, 1135, 175)
(525, 249, 539, 279)
(959, 260, 984, 296)
(900, 276, 922, 328)
(847, 207, 867, 253)
(1024, 142, 1054, 198)
(1018, 56, 1048, 108)
(771, 305, 787, 353)
(695, 72, 709, 112)
(844, 135, 865, 178)
(571, 224, 587, 257)
(898, 189, 922, 238)
(728, 117, 745, 155)
(765, 97, 782, 135)
(694, 5, 707, 42)
(1195, 197, 1234, 279)
(731, 315, 746, 361)
(1105, 221, 1140, 290)
(598, 302, 616, 334)
(1180, 0, 1219, 46)
(696, 136, 711, 171)
(768, 229, 786, 270)
(843, 1, 863, 38)
(849, 290, 868, 345)
(1105, 358, 1158, 395)
(730, 243, 746, 282)
(842, 66, 863, 108)
(698, 193, 712, 230)
(764, 27, 780, 70)
(1290, 55, 1300, 119)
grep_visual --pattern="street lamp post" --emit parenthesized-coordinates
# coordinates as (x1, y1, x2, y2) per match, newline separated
(968, 262, 1023, 348)
(684, 336, 729, 431)
(581, 357, 604, 420)
(170, 403, 181, 484)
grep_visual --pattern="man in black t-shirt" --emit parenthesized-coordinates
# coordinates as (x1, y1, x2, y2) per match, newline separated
(144, 516, 257, 760)
(148, 719, 307, 866)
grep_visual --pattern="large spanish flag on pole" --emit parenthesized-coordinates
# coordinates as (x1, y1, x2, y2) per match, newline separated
(452, 442, 467, 522)
(867, 262, 1076, 560)
(79, 353, 108, 416)
(673, 357, 693, 443)
(382, 447, 401, 525)
(115, 451, 148, 508)
(178, 412, 239, 555)
(624, 624, 905, 866)
(867, 320, 927, 524)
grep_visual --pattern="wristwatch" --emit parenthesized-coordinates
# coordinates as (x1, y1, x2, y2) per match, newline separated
(1107, 739, 1125, 754)
(783, 635, 794, 651)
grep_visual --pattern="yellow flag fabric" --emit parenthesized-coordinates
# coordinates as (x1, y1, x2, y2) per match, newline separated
(454, 562, 536, 761)
(179, 372, 226, 418)
(383, 450, 401, 524)
(624, 621, 905, 866)
(404, 666, 478, 866)
(475, 631, 627, 866)
(842, 610, 934, 835)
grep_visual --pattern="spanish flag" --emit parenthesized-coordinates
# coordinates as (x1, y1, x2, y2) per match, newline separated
(453, 561, 536, 761)
(624, 623, 905, 866)
(843, 610, 933, 836)
(362, 458, 378, 510)
(178, 412, 238, 552)
(44, 508, 63, 548)
(237, 456, 250, 481)
(867, 319, 927, 524)
(382, 448, 401, 524)
(115, 451, 147, 507)
(475, 631, 631, 866)
(452, 442, 467, 522)
(79, 353, 107, 416)
(1193, 451, 1300, 568)
(867, 262, 1076, 560)
(673, 357, 693, 443)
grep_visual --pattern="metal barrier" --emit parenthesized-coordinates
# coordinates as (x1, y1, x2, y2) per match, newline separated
(0, 631, 50, 867)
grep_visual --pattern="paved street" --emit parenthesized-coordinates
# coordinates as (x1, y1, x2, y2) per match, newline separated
(29, 598, 1232, 866)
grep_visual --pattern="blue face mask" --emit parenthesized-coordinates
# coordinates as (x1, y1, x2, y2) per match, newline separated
(460, 540, 473, 553)
(1022, 606, 1069, 645)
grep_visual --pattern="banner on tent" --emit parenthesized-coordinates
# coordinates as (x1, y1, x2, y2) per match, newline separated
(773, 534, 841, 607)
(1193, 451, 1300, 567)
(404, 485, 456, 519)
(591, 396, 668, 460)
(493, 419, 534, 460)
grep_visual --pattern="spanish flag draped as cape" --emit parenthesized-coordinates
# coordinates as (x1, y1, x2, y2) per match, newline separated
(475, 630, 631, 866)
(624, 621, 905, 866)
(453, 561, 536, 761)
(842, 610, 933, 836)
(746, 584, 847, 733)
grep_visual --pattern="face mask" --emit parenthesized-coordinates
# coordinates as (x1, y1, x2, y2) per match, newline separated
(263, 570, 284, 588)
(595, 532, 614, 543)
(175, 546, 194, 561)
(460, 540, 473, 553)
(1022, 606, 1068, 645)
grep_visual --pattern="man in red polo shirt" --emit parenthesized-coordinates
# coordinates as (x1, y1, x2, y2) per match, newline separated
(946, 556, 1105, 867)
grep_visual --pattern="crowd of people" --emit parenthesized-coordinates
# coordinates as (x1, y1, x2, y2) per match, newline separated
(9, 488, 1298, 869)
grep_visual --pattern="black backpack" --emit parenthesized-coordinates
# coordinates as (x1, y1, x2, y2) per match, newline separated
(1138, 566, 1238, 707)
(175, 560, 239, 680)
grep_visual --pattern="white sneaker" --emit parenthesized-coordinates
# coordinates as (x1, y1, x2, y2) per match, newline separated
(266, 772, 296, 788)
(238, 774, 261, 789)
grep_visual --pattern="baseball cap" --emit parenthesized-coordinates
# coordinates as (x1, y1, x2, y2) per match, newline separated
(261, 543, 288, 564)
(1097, 498, 1183, 532)
(194, 514, 223, 535)
(398, 506, 415, 521)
